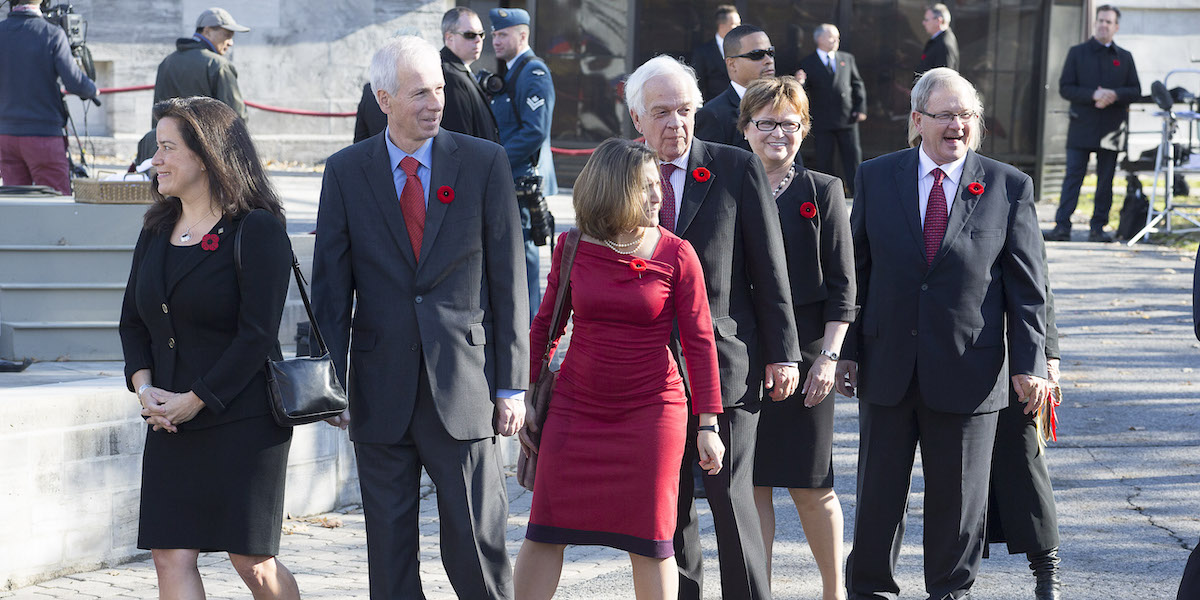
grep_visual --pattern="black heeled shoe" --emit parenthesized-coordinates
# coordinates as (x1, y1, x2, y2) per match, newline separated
(1028, 547, 1062, 600)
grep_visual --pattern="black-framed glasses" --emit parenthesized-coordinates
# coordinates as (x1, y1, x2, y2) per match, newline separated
(917, 110, 979, 124)
(730, 46, 775, 61)
(751, 119, 801, 133)
(455, 31, 486, 40)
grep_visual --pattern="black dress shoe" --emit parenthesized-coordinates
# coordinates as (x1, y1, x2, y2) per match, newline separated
(1088, 229, 1113, 243)
(1029, 547, 1063, 600)
(1043, 227, 1071, 242)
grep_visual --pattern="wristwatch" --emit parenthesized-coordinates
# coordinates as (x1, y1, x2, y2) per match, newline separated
(698, 424, 719, 433)
(820, 349, 840, 361)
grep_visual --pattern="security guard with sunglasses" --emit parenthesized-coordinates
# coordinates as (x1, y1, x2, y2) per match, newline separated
(696, 24, 776, 153)
(441, 7, 499, 143)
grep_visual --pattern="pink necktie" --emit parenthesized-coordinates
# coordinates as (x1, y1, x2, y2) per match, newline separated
(923, 168, 948, 266)
(398, 156, 425, 260)
(660, 163, 678, 232)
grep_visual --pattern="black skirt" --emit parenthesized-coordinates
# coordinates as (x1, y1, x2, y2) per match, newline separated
(138, 414, 292, 555)
(754, 337, 835, 489)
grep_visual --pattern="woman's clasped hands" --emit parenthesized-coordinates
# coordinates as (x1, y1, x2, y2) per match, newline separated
(139, 387, 206, 433)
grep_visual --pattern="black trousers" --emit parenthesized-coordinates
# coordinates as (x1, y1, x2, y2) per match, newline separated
(1055, 147, 1118, 232)
(354, 367, 512, 600)
(985, 392, 1060, 555)
(675, 403, 772, 599)
(847, 379, 998, 600)
(1179, 543, 1200, 600)
(811, 126, 862, 194)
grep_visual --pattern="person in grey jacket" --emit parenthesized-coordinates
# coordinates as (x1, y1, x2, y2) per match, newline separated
(152, 7, 249, 126)
(0, 0, 97, 194)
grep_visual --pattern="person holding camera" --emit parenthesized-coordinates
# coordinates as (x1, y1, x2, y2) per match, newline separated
(0, 0, 97, 195)
(488, 7, 556, 318)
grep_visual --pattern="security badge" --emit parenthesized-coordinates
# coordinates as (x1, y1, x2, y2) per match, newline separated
(526, 96, 545, 111)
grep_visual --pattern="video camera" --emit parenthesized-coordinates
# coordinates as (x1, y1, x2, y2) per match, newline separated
(475, 69, 505, 98)
(515, 175, 555, 247)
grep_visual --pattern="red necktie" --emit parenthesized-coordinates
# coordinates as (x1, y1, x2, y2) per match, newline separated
(660, 163, 677, 232)
(398, 156, 426, 261)
(924, 168, 948, 266)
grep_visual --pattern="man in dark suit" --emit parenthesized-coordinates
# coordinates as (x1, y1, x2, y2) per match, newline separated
(695, 25, 775, 153)
(797, 24, 866, 193)
(691, 4, 740, 102)
(1044, 5, 1140, 243)
(440, 7, 500, 143)
(625, 55, 802, 600)
(311, 36, 528, 599)
(836, 68, 1051, 600)
(918, 3, 959, 73)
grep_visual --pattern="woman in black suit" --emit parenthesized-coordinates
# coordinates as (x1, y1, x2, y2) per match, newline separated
(119, 97, 299, 599)
(740, 77, 856, 600)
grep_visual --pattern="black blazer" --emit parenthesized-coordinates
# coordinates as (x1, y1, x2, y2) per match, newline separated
(695, 85, 750, 152)
(776, 167, 857, 343)
(691, 38, 729, 103)
(799, 51, 867, 132)
(119, 210, 293, 429)
(918, 28, 959, 73)
(675, 139, 802, 406)
(1060, 38, 1141, 152)
(844, 148, 1047, 415)
(353, 83, 387, 144)
(440, 46, 500, 144)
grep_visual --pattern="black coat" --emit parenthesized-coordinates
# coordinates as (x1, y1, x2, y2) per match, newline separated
(353, 83, 386, 144)
(695, 85, 750, 152)
(119, 210, 293, 430)
(691, 39, 729, 103)
(918, 28, 959, 73)
(440, 46, 500, 143)
(1060, 38, 1141, 151)
(799, 51, 867, 132)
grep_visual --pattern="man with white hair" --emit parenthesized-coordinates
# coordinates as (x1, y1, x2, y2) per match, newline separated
(836, 67, 1050, 600)
(625, 54, 801, 600)
(918, 3, 959, 73)
(797, 23, 866, 193)
(311, 35, 528, 599)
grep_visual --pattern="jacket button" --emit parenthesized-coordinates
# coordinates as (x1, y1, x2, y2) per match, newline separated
(409, 343, 419, 351)
(168, 337, 176, 348)
(161, 303, 169, 313)
(415, 296, 423, 304)
(910, 330, 918, 337)
(920, 284, 929, 291)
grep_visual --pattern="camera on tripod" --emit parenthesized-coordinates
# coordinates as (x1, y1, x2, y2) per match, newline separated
(40, 1, 94, 80)
(515, 174, 555, 247)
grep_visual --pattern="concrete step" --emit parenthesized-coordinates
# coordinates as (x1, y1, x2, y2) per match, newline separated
(0, 283, 126, 322)
(0, 245, 134, 284)
(0, 321, 121, 361)
(0, 198, 146, 245)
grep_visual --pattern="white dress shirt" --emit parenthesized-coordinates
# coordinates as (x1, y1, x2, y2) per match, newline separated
(716, 34, 726, 59)
(817, 48, 836, 72)
(917, 146, 968, 225)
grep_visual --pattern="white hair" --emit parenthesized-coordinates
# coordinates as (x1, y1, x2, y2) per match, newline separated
(908, 67, 984, 150)
(813, 23, 838, 41)
(369, 36, 440, 97)
(624, 55, 704, 115)
(927, 3, 951, 25)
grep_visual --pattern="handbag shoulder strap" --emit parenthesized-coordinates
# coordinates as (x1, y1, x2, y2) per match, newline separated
(542, 228, 581, 356)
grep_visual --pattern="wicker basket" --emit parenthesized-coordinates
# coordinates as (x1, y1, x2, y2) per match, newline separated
(73, 178, 154, 204)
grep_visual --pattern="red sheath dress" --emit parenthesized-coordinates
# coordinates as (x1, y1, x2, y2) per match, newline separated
(526, 229, 722, 558)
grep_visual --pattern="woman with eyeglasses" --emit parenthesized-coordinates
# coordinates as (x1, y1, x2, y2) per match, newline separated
(739, 76, 856, 600)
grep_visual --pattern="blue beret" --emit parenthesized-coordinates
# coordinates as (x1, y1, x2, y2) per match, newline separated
(489, 8, 530, 31)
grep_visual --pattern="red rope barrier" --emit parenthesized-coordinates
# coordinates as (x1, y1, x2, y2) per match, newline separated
(244, 101, 355, 117)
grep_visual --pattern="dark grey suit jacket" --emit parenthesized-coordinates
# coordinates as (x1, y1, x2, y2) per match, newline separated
(695, 85, 750, 152)
(799, 51, 867, 131)
(843, 148, 1047, 414)
(675, 139, 802, 406)
(311, 129, 529, 443)
(918, 28, 959, 73)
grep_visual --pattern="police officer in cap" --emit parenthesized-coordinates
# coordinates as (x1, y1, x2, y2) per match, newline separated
(489, 7, 556, 317)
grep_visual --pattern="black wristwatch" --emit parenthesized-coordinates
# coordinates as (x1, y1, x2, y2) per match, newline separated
(698, 424, 719, 433)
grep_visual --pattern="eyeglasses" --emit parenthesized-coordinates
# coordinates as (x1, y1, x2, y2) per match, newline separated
(454, 31, 486, 40)
(917, 110, 979, 124)
(751, 119, 802, 133)
(730, 47, 775, 61)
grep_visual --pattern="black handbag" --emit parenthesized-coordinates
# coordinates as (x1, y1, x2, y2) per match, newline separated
(235, 216, 349, 426)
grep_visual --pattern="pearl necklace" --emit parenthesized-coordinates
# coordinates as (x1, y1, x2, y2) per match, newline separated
(772, 165, 797, 198)
(604, 229, 645, 255)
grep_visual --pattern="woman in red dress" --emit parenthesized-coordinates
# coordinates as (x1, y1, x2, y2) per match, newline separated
(513, 138, 725, 599)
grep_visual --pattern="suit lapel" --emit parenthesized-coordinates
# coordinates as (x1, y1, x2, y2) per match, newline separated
(676, 140, 714, 235)
(931, 150, 984, 269)
(893, 148, 925, 259)
(362, 133, 417, 269)
(165, 214, 231, 297)
(419, 130, 459, 270)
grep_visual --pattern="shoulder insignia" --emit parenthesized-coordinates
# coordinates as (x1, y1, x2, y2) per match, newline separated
(531, 68, 546, 76)
(526, 96, 545, 111)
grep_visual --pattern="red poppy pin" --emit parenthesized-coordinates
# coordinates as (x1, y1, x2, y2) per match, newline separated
(967, 182, 985, 196)
(200, 234, 219, 251)
(800, 201, 818, 219)
(692, 167, 712, 183)
(630, 258, 648, 278)
(1113, 59, 1120, 67)
(437, 186, 454, 204)
(921, 54, 927, 61)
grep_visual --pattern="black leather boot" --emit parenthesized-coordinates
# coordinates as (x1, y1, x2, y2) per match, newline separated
(1028, 547, 1062, 600)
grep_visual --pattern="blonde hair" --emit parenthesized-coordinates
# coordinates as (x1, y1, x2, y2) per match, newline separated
(573, 138, 658, 240)
(738, 76, 811, 139)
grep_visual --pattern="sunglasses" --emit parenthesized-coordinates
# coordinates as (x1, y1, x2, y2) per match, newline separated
(455, 31, 486, 40)
(730, 47, 775, 61)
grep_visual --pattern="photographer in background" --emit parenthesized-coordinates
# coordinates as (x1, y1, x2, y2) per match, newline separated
(0, 0, 97, 195)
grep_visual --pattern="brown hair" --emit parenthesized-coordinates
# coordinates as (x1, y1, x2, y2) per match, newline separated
(144, 97, 284, 232)
(573, 138, 658, 240)
(738, 76, 811, 139)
